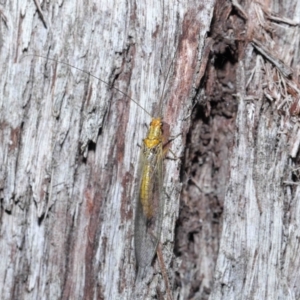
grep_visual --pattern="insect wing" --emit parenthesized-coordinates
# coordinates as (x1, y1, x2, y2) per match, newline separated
(134, 143, 164, 269)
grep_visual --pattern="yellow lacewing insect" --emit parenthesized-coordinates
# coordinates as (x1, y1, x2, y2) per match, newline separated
(25, 54, 174, 276)
(134, 58, 175, 276)
(134, 117, 165, 274)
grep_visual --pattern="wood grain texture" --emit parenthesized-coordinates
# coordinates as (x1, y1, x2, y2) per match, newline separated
(0, 0, 214, 299)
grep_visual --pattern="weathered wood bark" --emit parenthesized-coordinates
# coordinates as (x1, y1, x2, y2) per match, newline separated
(204, 1, 300, 299)
(2, 0, 298, 299)
(177, 0, 300, 299)
(0, 1, 214, 299)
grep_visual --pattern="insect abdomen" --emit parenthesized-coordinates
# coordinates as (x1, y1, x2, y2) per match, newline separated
(140, 162, 153, 219)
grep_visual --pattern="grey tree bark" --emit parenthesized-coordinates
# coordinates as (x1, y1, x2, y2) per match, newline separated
(2, 0, 299, 299)
(0, 0, 214, 299)
(205, 1, 300, 300)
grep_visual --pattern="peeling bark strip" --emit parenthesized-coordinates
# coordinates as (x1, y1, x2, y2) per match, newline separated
(0, 1, 214, 299)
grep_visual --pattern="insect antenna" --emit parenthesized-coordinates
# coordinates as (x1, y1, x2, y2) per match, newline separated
(22, 54, 152, 117)
(157, 53, 177, 117)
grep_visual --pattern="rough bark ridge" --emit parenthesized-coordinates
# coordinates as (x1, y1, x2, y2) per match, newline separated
(194, 0, 300, 299)
(177, 0, 300, 299)
(0, 0, 214, 299)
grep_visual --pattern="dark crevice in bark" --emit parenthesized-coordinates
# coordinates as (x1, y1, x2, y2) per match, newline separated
(174, 0, 246, 298)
